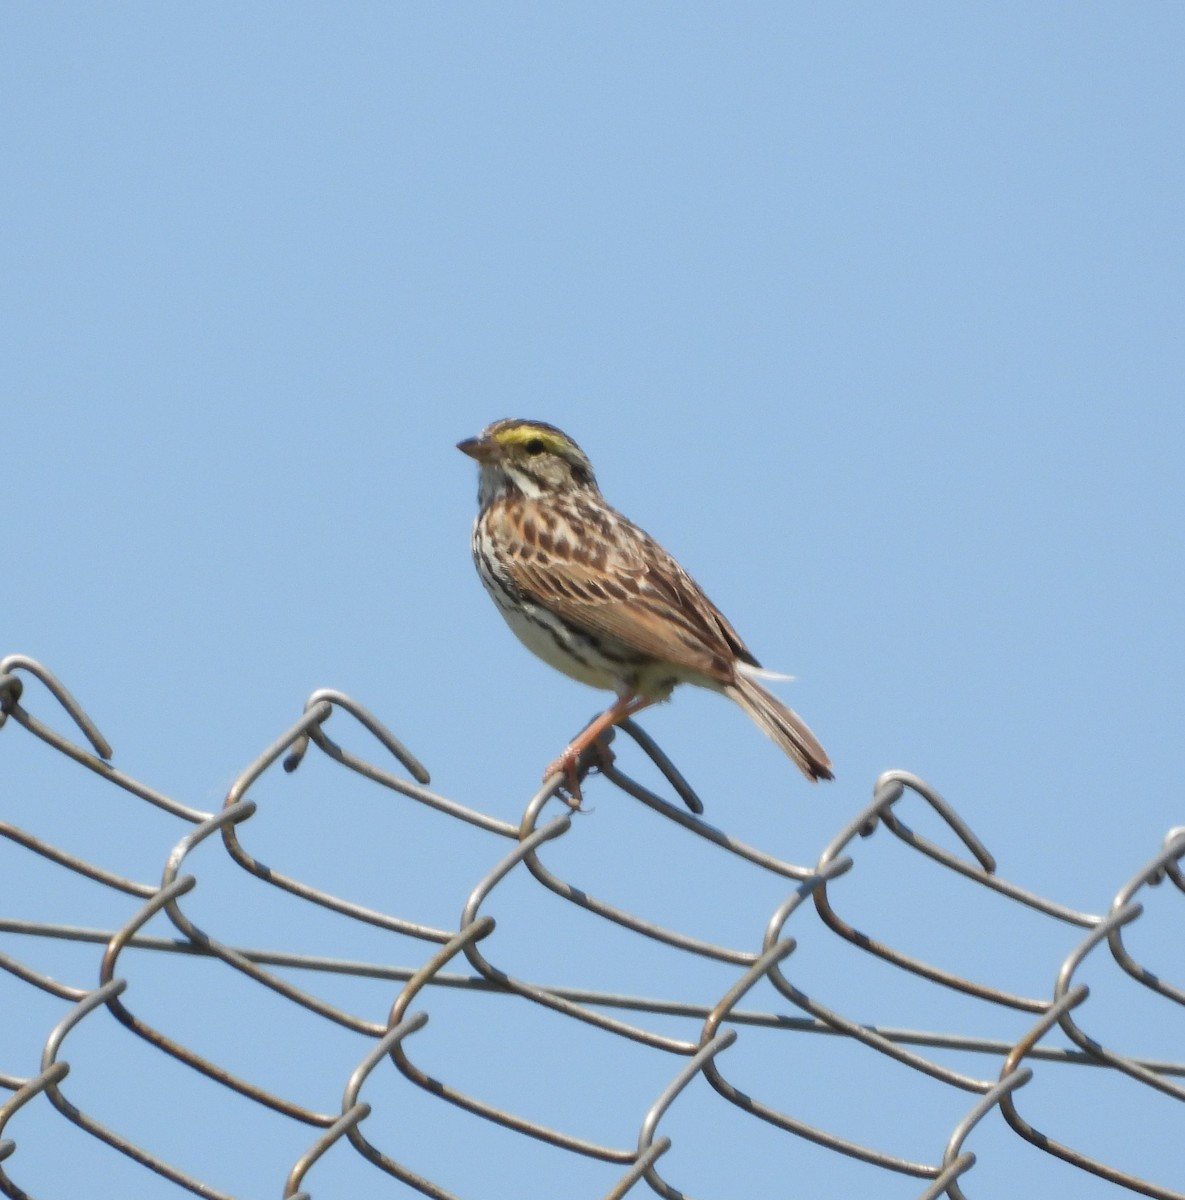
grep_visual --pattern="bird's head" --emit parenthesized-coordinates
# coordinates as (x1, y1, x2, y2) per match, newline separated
(458, 419, 599, 503)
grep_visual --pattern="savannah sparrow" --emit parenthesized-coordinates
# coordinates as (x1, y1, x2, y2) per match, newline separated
(458, 419, 832, 801)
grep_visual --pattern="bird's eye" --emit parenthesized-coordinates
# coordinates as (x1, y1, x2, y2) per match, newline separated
(525, 438, 546, 455)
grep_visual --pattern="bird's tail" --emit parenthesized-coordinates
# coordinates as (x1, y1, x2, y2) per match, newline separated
(725, 670, 833, 782)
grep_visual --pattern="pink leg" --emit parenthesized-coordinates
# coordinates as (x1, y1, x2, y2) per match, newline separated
(545, 693, 656, 806)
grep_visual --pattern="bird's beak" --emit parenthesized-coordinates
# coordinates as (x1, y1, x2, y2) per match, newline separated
(457, 435, 498, 463)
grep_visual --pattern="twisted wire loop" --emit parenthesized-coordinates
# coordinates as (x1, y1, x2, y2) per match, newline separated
(1, 655, 1183, 1198)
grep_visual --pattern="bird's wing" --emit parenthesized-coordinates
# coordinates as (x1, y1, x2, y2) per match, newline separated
(496, 497, 760, 683)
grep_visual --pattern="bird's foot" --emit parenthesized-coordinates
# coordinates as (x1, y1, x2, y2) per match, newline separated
(544, 731, 616, 811)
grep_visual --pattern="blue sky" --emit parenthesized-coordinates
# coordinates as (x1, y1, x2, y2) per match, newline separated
(3, 5, 1184, 1198)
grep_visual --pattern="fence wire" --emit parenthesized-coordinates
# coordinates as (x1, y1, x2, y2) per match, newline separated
(1, 651, 1182, 1198)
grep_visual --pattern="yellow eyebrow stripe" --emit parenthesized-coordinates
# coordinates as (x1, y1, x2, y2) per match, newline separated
(493, 424, 570, 454)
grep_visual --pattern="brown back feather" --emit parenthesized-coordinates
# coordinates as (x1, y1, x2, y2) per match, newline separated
(489, 494, 760, 683)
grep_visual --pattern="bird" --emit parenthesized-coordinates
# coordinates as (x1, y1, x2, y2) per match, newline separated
(457, 418, 832, 803)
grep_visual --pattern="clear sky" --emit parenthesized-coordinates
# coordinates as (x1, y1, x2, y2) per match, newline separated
(3, 5, 1184, 1198)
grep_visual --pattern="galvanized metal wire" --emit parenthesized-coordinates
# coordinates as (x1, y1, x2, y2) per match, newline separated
(1, 653, 1182, 1198)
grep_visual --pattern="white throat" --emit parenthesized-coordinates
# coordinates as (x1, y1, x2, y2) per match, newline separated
(479, 462, 547, 504)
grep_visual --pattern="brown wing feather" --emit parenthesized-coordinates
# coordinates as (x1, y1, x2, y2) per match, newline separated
(496, 495, 759, 683)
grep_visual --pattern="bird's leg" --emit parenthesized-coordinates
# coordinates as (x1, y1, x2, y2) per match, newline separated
(545, 693, 656, 808)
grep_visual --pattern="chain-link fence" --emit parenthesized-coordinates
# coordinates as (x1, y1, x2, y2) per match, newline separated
(1, 652, 1182, 1198)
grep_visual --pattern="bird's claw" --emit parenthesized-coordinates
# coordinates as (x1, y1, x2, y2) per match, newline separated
(545, 731, 616, 811)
